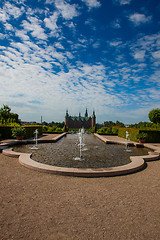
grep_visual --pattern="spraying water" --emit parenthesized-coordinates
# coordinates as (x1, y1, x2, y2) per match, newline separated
(31, 129, 39, 150)
(125, 130, 131, 152)
(74, 128, 85, 161)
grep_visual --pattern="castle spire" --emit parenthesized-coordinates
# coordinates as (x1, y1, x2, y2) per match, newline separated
(85, 108, 88, 117)
(66, 109, 69, 117)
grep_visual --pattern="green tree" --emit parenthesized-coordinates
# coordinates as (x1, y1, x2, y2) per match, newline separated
(0, 105, 19, 124)
(148, 109, 160, 124)
(0, 105, 11, 120)
(62, 125, 68, 132)
(115, 121, 124, 127)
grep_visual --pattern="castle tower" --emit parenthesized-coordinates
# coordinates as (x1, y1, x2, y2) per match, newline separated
(85, 108, 88, 118)
(91, 110, 96, 127)
(65, 109, 69, 126)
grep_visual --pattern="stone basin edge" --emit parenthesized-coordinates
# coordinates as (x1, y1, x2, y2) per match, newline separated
(2, 133, 160, 177)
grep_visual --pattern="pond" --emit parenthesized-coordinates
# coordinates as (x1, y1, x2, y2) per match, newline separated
(14, 134, 150, 168)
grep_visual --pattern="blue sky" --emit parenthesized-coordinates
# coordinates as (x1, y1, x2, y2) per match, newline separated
(0, 0, 160, 124)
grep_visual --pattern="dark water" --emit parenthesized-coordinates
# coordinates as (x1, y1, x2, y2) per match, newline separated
(14, 134, 150, 168)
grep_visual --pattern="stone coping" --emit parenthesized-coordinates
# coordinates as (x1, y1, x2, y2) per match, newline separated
(94, 133, 160, 151)
(2, 133, 160, 177)
(0, 133, 67, 152)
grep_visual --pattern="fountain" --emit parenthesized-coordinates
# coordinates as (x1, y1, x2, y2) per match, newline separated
(74, 128, 85, 161)
(30, 129, 39, 150)
(13, 131, 151, 170)
(125, 130, 132, 152)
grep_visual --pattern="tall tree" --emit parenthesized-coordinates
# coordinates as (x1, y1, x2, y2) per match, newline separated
(148, 108, 160, 124)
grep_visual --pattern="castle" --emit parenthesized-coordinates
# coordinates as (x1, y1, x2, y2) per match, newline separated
(65, 109, 96, 129)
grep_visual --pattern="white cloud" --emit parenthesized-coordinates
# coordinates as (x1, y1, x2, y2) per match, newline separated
(0, 1, 159, 123)
(92, 41, 100, 48)
(119, 0, 131, 5)
(81, 0, 101, 10)
(85, 18, 96, 31)
(132, 50, 146, 61)
(0, 34, 6, 39)
(22, 17, 47, 40)
(54, 42, 64, 49)
(4, 2, 24, 19)
(0, 9, 9, 22)
(152, 50, 160, 59)
(15, 30, 30, 41)
(55, 0, 79, 20)
(44, 12, 59, 31)
(4, 22, 14, 31)
(111, 19, 121, 29)
(109, 40, 122, 47)
(113, 0, 132, 5)
(129, 13, 152, 26)
(129, 32, 160, 67)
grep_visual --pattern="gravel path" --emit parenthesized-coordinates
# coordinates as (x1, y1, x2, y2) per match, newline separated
(0, 153, 160, 240)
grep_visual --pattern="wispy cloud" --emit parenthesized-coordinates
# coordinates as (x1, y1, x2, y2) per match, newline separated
(44, 12, 59, 31)
(152, 50, 160, 59)
(55, 0, 80, 20)
(129, 13, 152, 26)
(113, 0, 132, 5)
(81, 0, 101, 10)
(0, 0, 159, 123)
(132, 50, 146, 61)
(22, 17, 47, 40)
(4, 2, 24, 19)
(111, 19, 121, 29)
(109, 40, 122, 47)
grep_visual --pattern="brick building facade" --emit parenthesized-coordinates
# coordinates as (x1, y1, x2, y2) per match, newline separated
(65, 109, 96, 129)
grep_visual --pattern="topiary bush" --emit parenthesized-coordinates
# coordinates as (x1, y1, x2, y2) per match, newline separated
(12, 127, 26, 139)
(136, 132, 148, 140)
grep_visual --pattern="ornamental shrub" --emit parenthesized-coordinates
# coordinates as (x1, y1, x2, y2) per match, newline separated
(42, 125, 48, 132)
(112, 127, 119, 135)
(97, 127, 118, 135)
(12, 127, 26, 138)
(136, 132, 148, 140)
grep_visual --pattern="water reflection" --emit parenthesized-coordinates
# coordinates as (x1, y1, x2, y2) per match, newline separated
(14, 134, 149, 168)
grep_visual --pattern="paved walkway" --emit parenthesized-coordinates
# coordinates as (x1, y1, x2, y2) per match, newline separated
(95, 134, 160, 153)
(0, 151, 160, 240)
(0, 133, 66, 151)
(0, 133, 160, 239)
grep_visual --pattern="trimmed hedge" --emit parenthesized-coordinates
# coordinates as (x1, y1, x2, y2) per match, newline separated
(97, 127, 118, 135)
(23, 125, 42, 139)
(118, 128, 160, 143)
(118, 128, 139, 142)
(139, 130, 160, 143)
(0, 125, 12, 139)
(0, 125, 42, 140)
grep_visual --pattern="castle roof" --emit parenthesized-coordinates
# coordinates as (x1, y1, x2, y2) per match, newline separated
(70, 116, 90, 121)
